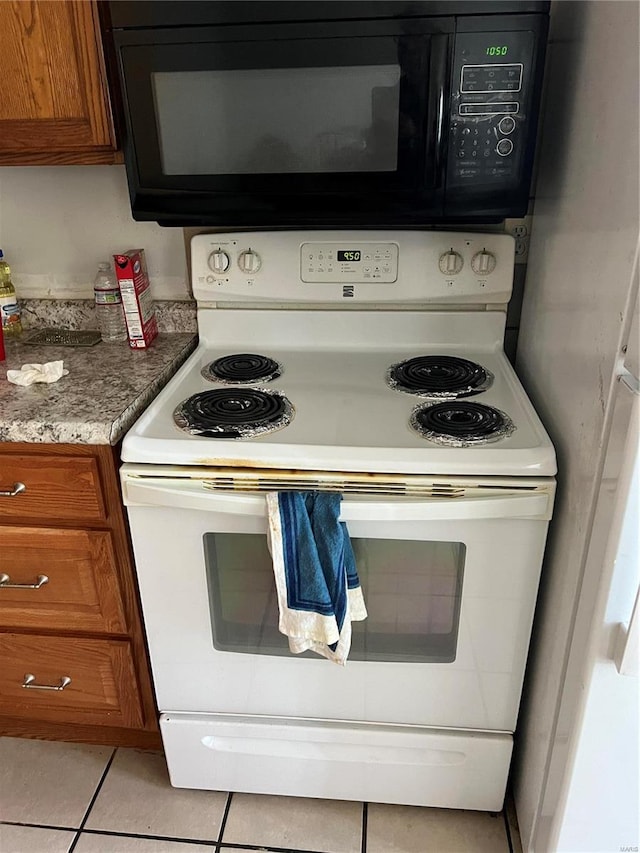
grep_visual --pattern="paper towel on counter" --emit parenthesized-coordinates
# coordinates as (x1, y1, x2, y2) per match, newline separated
(6, 361, 69, 386)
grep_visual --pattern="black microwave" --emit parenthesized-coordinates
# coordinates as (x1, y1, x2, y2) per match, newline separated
(108, 1, 549, 227)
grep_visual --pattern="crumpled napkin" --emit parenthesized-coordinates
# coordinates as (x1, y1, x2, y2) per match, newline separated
(6, 361, 69, 386)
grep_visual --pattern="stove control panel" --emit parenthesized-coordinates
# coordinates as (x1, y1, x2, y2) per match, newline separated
(191, 231, 515, 305)
(301, 242, 399, 283)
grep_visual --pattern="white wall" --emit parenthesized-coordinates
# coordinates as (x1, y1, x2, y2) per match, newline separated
(0, 165, 190, 300)
(513, 2, 639, 850)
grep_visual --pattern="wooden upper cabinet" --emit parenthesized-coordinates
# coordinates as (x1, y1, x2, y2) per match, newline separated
(0, 0, 120, 164)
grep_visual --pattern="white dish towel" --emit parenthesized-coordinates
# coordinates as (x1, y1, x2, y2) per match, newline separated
(6, 361, 68, 385)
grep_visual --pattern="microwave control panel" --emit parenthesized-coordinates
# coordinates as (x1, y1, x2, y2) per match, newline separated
(448, 30, 536, 191)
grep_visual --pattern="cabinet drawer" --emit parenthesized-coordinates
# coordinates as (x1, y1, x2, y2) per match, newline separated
(0, 633, 144, 728)
(0, 527, 126, 633)
(0, 455, 106, 522)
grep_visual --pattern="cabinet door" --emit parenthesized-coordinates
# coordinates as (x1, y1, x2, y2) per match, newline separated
(0, 0, 117, 164)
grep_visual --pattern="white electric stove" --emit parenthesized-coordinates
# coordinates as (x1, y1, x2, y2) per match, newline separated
(121, 231, 556, 812)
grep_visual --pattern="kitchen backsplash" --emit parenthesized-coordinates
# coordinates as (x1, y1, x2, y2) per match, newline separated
(19, 298, 197, 334)
(0, 163, 530, 362)
(0, 165, 190, 300)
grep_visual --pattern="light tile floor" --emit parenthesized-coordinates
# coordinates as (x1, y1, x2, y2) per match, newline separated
(0, 737, 523, 853)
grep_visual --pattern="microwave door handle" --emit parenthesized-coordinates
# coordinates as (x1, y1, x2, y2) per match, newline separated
(427, 33, 450, 189)
(123, 477, 552, 522)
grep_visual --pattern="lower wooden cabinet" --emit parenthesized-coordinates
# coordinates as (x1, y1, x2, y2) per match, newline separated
(0, 453, 106, 523)
(0, 633, 143, 728)
(0, 443, 160, 748)
(0, 526, 126, 633)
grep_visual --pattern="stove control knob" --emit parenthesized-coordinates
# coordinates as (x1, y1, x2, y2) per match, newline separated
(471, 249, 497, 276)
(208, 249, 230, 274)
(238, 249, 262, 274)
(438, 249, 464, 276)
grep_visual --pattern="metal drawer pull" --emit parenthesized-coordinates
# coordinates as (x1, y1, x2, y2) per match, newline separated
(0, 482, 26, 497)
(0, 573, 49, 590)
(22, 673, 71, 691)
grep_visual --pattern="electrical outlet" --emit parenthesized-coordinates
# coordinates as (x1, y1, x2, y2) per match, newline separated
(504, 216, 533, 263)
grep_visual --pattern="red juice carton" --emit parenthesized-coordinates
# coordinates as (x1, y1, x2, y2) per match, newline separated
(113, 249, 158, 349)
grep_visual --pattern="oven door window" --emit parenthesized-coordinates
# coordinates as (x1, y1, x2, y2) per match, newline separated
(204, 533, 465, 663)
(120, 21, 442, 196)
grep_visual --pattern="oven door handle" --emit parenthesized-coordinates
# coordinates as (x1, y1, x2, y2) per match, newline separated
(123, 477, 553, 521)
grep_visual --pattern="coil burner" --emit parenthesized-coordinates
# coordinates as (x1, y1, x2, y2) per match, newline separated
(174, 388, 293, 439)
(201, 353, 282, 384)
(388, 355, 493, 399)
(410, 401, 515, 446)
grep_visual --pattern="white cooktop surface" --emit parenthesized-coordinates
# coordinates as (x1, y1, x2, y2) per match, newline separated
(122, 310, 556, 477)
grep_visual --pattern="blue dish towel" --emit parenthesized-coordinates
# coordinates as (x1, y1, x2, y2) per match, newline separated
(266, 491, 367, 665)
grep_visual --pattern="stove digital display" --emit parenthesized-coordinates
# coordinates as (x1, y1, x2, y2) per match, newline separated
(337, 250, 361, 262)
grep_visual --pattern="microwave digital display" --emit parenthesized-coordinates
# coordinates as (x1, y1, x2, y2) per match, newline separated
(338, 251, 361, 262)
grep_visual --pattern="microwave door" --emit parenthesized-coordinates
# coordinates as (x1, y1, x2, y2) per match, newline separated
(116, 21, 452, 224)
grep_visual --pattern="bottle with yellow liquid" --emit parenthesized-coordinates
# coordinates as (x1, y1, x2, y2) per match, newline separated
(0, 249, 22, 337)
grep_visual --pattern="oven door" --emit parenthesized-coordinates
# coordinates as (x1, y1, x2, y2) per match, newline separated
(113, 17, 451, 225)
(123, 472, 554, 733)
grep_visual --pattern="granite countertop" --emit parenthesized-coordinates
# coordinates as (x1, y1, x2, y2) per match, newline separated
(0, 333, 197, 445)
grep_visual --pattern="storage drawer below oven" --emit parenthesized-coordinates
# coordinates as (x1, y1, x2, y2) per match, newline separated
(160, 713, 512, 811)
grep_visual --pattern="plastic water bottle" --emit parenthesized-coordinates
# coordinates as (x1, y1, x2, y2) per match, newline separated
(0, 249, 22, 337)
(94, 261, 127, 343)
